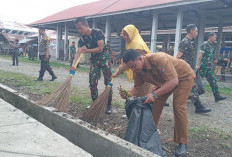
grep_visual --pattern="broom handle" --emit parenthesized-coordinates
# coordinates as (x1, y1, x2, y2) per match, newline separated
(74, 53, 84, 69)
(70, 53, 84, 76)
(108, 65, 121, 85)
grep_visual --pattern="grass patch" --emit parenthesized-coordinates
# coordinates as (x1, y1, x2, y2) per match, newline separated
(0, 54, 96, 73)
(219, 142, 232, 151)
(204, 84, 232, 95)
(189, 124, 232, 142)
(211, 127, 231, 140)
(0, 69, 119, 110)
(189, 125, 208, 135)
(0, 70, 60, 95)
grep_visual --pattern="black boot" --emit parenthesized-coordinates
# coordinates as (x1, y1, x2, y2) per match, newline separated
(175, 144, 187, 156)
(214, 92, 227, 102)
(106, 90, 112, 114)
(35, 78, 43, 81)
(106, 103, 112, 114)
(194, 101, 211, 114)
(50, 76, 57, 81)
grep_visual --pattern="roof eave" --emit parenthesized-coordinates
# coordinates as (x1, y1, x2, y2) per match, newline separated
(29, 0, 216, 27)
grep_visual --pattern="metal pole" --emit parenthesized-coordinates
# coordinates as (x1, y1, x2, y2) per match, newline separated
(64, 22, 68, 61)
(195, 14, 206, 67)
(150, 11, 159, 52)
(174, 8, 183, 57)
(105, 16, 111, 43)
(93, 18, 97, 29)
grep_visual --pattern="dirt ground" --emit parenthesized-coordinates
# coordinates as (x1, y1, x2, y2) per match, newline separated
(0, 57, 232, 157)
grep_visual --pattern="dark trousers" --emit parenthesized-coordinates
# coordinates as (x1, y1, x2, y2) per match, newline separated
(28, 51, 34, 60)
(39, 55, 55, 78)
(221, 65, 226, 80)
(12, 51, 18, 65)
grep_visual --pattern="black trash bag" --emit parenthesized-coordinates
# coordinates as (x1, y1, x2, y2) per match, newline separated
(124, 97, 167, 157)
(195, 70, 205, 95)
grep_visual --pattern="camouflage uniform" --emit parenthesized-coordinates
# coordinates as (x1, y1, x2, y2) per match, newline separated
(27, 45, 33, 60)
(103, 44, 112, 68)
(69, 45, 76, 66)
(199, 41, 219, 94)
(178, 37, 199, 102)
(78, 29, 112, 103)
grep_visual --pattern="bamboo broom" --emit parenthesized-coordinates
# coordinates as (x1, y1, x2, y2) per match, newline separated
(82, 77, 115, 122)
(38, 53, 84, 113)
(82, 66, 122, 122)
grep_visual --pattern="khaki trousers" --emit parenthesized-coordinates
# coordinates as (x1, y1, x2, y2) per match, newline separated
(152, 78, 194, 144)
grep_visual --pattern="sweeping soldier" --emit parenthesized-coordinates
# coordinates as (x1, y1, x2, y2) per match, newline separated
(71, 17, 112, 114)
(35, 26, 57, 81)
(177, 24, 211, 113)
(196, 32, 226, 102)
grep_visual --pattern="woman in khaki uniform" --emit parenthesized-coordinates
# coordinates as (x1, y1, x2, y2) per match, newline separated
(112, 24, 153, 97)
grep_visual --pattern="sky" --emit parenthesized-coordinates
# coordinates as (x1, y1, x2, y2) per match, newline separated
(0, 0, 99, 24)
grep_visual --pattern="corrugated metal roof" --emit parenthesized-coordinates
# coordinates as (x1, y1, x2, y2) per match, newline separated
(0, 13, 37, 33)
(30, 0, 182, 25)
(19, 38, 34, 44)
(1, 33, 24, 42)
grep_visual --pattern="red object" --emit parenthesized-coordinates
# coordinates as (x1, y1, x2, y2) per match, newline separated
(30, 0, 181, 25)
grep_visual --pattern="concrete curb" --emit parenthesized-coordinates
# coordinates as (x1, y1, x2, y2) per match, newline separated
(0, 83, 160, 157)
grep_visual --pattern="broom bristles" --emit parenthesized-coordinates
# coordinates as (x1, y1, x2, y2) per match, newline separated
(38, 53, 84, 113)
(38, 75, 73, 112)
(82, 86, 111, 122)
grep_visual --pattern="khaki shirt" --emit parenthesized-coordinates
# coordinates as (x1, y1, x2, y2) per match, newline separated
(134, 52, 195, 89)
(38, 34, 50, 56)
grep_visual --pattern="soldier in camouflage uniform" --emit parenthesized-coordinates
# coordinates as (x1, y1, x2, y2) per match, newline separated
(196, 32, 226, 102)
(69, 41, 76, 66)
(71, 17, 112, 114)
(177, 24, 211, 113)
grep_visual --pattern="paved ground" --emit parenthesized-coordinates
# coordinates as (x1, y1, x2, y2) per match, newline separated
(0, 57, 231, 134)
(0, 98, 92, 157)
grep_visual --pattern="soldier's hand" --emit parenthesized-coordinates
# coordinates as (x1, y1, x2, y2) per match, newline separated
(213, 59, 218, 64)
(144, 93, 155, 104)
(112, 72, 118, 78)
(44, 55, 49, 60)
(225, 58, 230, 62)
(226, 66, 229, 71)
(196, 65, 200, 70)
(82, 46, 88, 53)
(70, 66, 76, 71)
(77, 47, 83, 54)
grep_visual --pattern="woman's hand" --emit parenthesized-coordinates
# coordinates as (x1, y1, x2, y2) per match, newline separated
(196, 64, 200, 70)
(119, 90, 128, 99)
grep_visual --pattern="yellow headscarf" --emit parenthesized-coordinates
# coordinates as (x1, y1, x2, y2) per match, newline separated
(122, 24, 151, 81)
